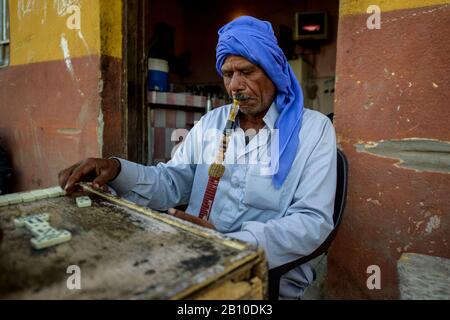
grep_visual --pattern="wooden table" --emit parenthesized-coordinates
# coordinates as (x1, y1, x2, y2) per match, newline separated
(0, 185, 267, 299)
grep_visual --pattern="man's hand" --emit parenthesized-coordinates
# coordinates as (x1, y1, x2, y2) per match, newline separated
(168, 208, 215, 230)
(58, 158, 121, 194)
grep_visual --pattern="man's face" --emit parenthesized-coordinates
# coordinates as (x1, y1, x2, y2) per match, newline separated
(221, 56, 276, 116)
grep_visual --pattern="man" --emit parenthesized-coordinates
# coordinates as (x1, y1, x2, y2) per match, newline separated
(59, 16, 336, 299)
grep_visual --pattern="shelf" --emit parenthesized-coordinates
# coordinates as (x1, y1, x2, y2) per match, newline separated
(147, 91, 228, 110)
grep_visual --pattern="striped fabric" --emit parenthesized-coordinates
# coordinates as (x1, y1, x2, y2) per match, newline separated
(149, 109, 203, 164)
(148, 91, 228, 164)
(148, 91, 227, 109)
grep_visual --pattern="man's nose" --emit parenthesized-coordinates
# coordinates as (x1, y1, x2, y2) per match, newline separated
(228, 73, 245, 93)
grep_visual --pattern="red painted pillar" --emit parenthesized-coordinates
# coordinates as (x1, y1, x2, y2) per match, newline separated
(329, 1, 450, 299)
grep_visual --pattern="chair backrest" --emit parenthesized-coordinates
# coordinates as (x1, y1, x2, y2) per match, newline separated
(333, 148, 348, 229)
(268, 148, 349, 299)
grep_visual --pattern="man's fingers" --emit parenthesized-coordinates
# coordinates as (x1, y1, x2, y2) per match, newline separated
(58, 168, 72, 189)
(92, 169, 113, 189)
(59, 158, 119, 195)
(64, 161, 96, 192)
(58, 162, 81, 189)
(92, 159, 121, 188)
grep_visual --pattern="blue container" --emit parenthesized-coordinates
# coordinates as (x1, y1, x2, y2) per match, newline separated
(148, 70, 169, 92)
(148, 58, 169, 92)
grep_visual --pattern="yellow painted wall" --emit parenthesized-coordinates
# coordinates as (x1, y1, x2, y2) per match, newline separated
(100, 0, 123, 60)
(9, 0, 122, 66)
(340, 0, 450, 16)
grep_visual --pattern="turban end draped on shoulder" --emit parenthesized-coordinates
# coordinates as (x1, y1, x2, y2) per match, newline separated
(216, 16, 304, 189)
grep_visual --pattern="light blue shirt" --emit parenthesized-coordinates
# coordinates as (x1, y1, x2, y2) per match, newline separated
(110, 103, 336, 299)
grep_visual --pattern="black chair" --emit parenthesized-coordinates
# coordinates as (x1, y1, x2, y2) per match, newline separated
(268, 148, 349, 300)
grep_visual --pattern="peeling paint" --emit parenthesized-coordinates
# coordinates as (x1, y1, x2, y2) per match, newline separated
(30, 117, 43, 162)
(366, 198, 381, 206)
(60, 33, 76, 81)
(42, 1, 47, 24)
(53, 0, 81, 17)
(355, 138, 450, 174)
(60, 33, 85, 97)
(425, 215, 441, 234)
(57, 128, 82, 135)
(77, 30, 91, 55)
(414, 220, 424, 231)
(98, 79, 104, 93)
(17, 0, 36, 20)
(97, 108, 104, 158)
(364, 100, 374, 110)
(76, 102, 90, 126)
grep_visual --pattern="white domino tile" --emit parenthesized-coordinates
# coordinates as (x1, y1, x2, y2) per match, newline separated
(22, 193, 37, 203)
(8, 194, 23, 205)
(14, 213, 49, 227)
(31, 190, 49, 200)
(44, 187, 61, 198)
(14, 213, 71, 250)
(31, 230, 72, 250)
(76, 196, 92, 208)
(0, 195, 10, 206)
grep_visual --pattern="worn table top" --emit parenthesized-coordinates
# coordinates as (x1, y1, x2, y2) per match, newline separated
(0, 186, 262, 299)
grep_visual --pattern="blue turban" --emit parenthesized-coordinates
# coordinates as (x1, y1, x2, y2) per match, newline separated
(216, 16, 304, 189)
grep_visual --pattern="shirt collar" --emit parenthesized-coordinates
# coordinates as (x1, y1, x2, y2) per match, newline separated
(262, 102, 279, 130)
(235, 102, 279, 130)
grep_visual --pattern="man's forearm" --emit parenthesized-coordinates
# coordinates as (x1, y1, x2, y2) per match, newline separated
(108, 158, 195, 211)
